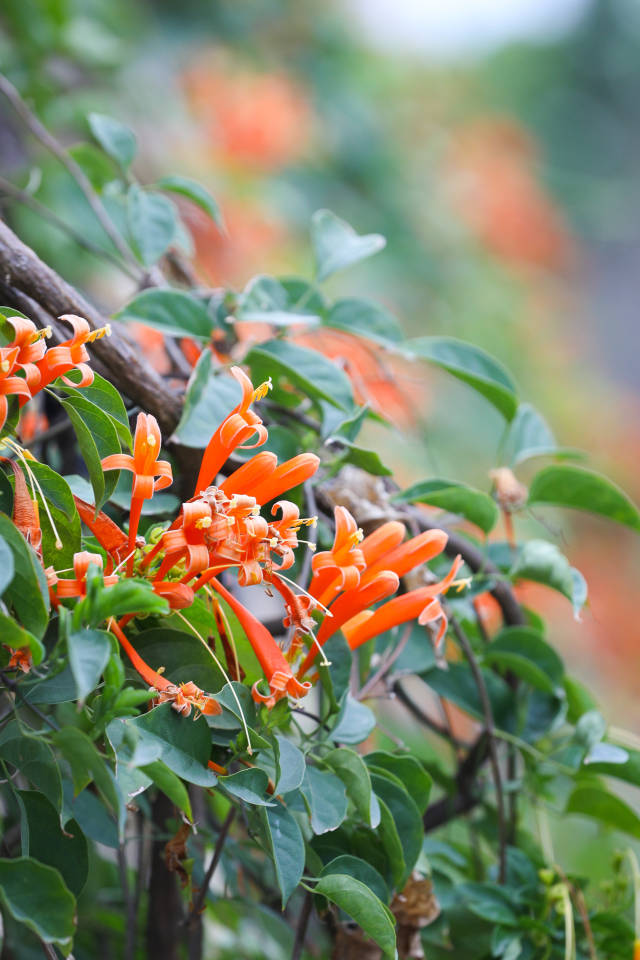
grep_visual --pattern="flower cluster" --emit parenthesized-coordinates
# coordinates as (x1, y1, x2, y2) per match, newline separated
(0, 314, 110, 433)
(4, 337, 462, 721)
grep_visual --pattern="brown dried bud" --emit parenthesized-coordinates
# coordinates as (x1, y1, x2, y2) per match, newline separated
(489, 467, 528, 513)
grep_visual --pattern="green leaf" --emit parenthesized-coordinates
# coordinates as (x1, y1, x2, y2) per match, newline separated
(393, 478, 499, 534)
(220, 768, 274, 806)
(326, 298, 403, 347)
(311, 210, 386, 282)
(0, 533, 15, 595)
(459, 882, 518, 926)
(585, 746, 640, 786)
(142, 761, 193, 820)
(376, 797, 405, 889)
(364, 753, 432, 814)
(314, 874, 396, 957)
(246, 339, 354, 411)
(261, 803, 305, 907)
(156, 174, 224, 228)
(88, 112, 137, 169)
(566, 783, 640, 839)
(528, 465, 640, 532)
(274, 736, 305, 794)
(317, 634, 352, 710)
(59, 392, 120, 510)
(20, 790, 88, 896)
(77, 574, 168, 626)
(331, 695, 376, 744)
(320, 855, 388, 904)
(406, 337, 518, 420)
(324, 748, 379, 827)
(422, 664, 514, 730)
(0, 514, 49, 638)
(0, 723, 62, 811)
(325, 437, 392, 477)
(127, 627, 224, 691)
(68, 142, 117, 191)
(115, 288, 213, 340)
(237, 275, 321, 327)
(503, 403, 558, 465)
(511, 539, 587, 617)
(482, 627, 564, 694)
(63, 370, 132, 447)
(300, 766, 348, 834)
(370, 775, 422, 884)
(0, 614, 44, 667)
(0, 856, 76, 949)
(68, 627, 111, 702)
(115, 703, 217, 787)
(127, 185, 178, 266)
(173, 351, 243, 447)
(53, 727, 124, 831)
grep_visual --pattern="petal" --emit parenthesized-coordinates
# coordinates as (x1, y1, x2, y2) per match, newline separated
(101, 454, 135, 473)
(360, 521, 407, 565)
(251, 454, 319, 505)
(220, 451, 278, 497)
(364, 528, 448, 582)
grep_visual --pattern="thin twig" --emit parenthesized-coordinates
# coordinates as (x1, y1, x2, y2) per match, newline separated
(0, 174, 139, 279)
(0, 670, 59, 731)
(261, 398, 321, 433)
(392, 679, 467, 746)
(449, 615, 507, 883)
(187, 806, 236, 922)
(0, 72, 141, 272)
(357, 623, 412, 701)
(291, 890, 313, 960)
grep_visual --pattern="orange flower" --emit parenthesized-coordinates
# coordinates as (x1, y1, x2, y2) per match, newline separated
(101, 412, 173, 575)
(151, 581, 195, 610)
(0, 346, 31, 431)
(109, 619, 221, 717)
(342, 555, 463, 653)
(55, 551, 118, 598)
(5, 646, 32, 673)
(308, 506, 367, 606)
(73, 496, 129, 570)
(210, 579, 311, 708)
(194, 366, 269, 494)
(5, 316, 48, 393)
(36, 314, 110, 391)
(1, 457, 42, 556)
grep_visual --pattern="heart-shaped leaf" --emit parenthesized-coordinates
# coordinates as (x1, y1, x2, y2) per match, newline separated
(311, 209, 386, 282)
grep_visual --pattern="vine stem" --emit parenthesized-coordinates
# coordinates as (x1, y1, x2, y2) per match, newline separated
(449, 614, 507, 884)
(0, 174, 139, 280)
(290, 890, 313, 960)
(186, 806, 236, 924)
(356, 622, 412, 701)
(0, 72, 141, 273)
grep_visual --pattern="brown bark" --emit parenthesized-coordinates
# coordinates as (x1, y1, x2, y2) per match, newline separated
(0, 219, 182, 436)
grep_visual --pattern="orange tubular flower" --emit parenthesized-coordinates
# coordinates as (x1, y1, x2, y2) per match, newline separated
(6, 316, 48, 393)
(297, 570, 400, 678)
(342, 554, 464, 654)
(308, 506, 367, 607)
(101, 413, 173, 575)
(219, 451, 278, 497)
(56, 551, 118, 599)
(73, 497, 129, 570)
(210, 579, 311, 708)
(151, 581, 195, 609)
(0, 347, 32, 431)
(36, 314, 110, 391)
(154, 500, 214, 582)
(194, 366, 269, 495)
(249, 453, 320, 506)
(1, 457, 42, 556)
(5, 646, 33, 674)
(109, 619, 221, 717)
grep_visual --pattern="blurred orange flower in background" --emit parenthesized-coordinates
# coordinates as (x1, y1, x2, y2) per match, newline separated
(182, 53, 313, 172)
(446, 117, 572, 270)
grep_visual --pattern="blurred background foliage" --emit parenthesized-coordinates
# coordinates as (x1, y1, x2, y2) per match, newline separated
(1, 0, 639, 937)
